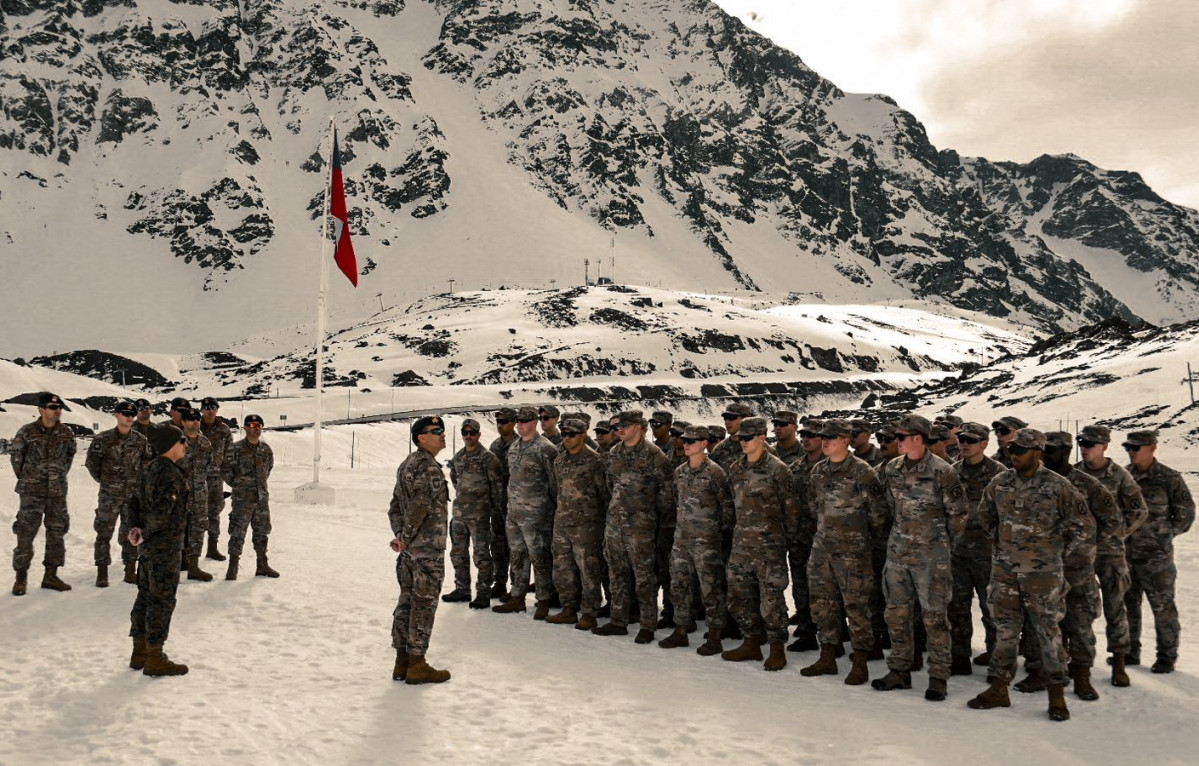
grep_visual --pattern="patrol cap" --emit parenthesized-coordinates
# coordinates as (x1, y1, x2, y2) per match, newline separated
(848, 418, 871, 433)
(928, 423, 949, 443)
(1008, 428, 1046, 451)
(682, 424, 709, 441)
(1043, 431, 1073, 449)
(937, 415, 964, 428)
(1078, 425, 1111, 444)
(650, 410, 674, 425)
(538, 404, 560, 418)
(617, 410, 644, 428)
(822, 418, 853, 438)
(1122, 430, 1158, 448)
(115, 401, 138, 416)
(181, 407, 202, 422)
(593, 422, 612, 435)
(738, 417, 769, 438)
(170, 397, 191, 411)
(135, 398, 152, 410)
(495, 407, 517, 422)
(991, 416, 1029, 432)
(875, 423, 897, 439)
(772, 410, 798, 425)
(561, 419, 587, 436)
(149, 423, 184, 455)
(562, 411, 591, 426)
(800, 417, 825, 434)
(894, 414, 932, 439)
(670, 420, 691, 437)
(244, 414, 264, 427)
(515, 406, 538, 421)
(708, 425, 726, 441)
(721, 402, 754, 419)
(461, 418, 481, 432)
(200, 396, 220, 410)
(410, 415, 444, 443)
(38, 392, 64, 408)
(958, 422, 990, 441)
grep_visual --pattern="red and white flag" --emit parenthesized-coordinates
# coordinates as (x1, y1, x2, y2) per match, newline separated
(329, 128, 358, 287)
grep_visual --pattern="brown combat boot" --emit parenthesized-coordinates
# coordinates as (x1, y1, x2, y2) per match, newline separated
(925, 677, 948, 702)
(1047, 683, 1070, 721)
(591, 621, 629, 636)
(123, 562, 137, 584)
(255, 552, 280, 578)
(871, 670, 912, 691)
(405, 655, 451, 685)
(634, 628, 655, 644)
(392, 650, 409, 681)
(205, 533, 226, 562)
(658, 625, 689, 649)
(973, 650, 991, 666)
(1069, 663, 1099, 701)
(546, 606, 578, 625)
(696, 629, 723, 657)
(1110, 652, 1130, 687)
(801, 644, 840, 677)
(41, 566, 71, 592)
(575, 614, 597, 631)
(96, 564, 109, 588)
(130, 637, 148, 670)
(967, 679, 1011, 709)
(1014, 667, 1046, 693)
(186, 556, 214, 582)
(845, 651, 870, 686)
(142, 644, 189, 676)
(721, 636, 763, 662)
(764, 641, 787, 671)
(492, 595, 527, 614)
(533, 600, 550, 620)
(12, 570, 27, 596)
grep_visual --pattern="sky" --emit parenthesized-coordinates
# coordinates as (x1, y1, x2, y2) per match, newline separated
(713, 0, 1199, 211)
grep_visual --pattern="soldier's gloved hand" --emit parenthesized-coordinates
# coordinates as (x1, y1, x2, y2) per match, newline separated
(390, 536, 407, 553)
(128, 528, 144, 546)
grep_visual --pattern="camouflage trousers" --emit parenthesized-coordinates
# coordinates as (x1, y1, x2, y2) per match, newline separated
(492, 508, 510, 591)
(787, 530, 816, 635)
(228, 499, 271, 557)
(392, 551, 444, 656)
(184, 494, 209, 560)
(949, 548, 996, 660)
(883, 554, 953, 680)
(603, 523, 659, 629)
(656, 525, 675, 617)
(870, 543, 888, 640)
(552, 522, 604, 617)
(669, 537, 727, 633)
(1126, 546, 1180, 663)
(1094, 552, 1132, 655)
(1025, 573, 1100, 669)
(12, 493, 69, 572)
(809, 547, 874, 652)
(728, 544, 790, 644)
(129, 552, 182, 646)
(987, 564, 1068, 686)
(506, 512, 553, 602)
(206, 476, 225, 542)
(93, 495, 136, 567)
(449, 512, 494, 595)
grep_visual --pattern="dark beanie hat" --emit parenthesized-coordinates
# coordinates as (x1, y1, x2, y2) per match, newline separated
(150, 424, 184, 456)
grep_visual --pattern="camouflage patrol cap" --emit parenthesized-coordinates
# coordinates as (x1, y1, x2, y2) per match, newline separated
(134, 398, 152, 410)
(1079, 425, 1111, 444)
(149, 423, 184, 456)
(928, 423, 950, 443)
(515, 406, 538, 421)
(937, 415, 964, 428)
(1122, 430, 1158, 448)
(670, 420, 691, 437)
(800, 417, 825, 433)
(561, 419, 587, 435)
(170, 397, 191, 411)
(682, 424, 710, 441)
(708, 425, 726, 441)
(411, 415, 444, 443)
(562, 411, 591, 425)
(894, 414, 932, 439)
(593, 421, 612, 435)
(875, 423, 897, 439)
(1043, 431, 1074, 449)
(651, 410, 674, 424)
(958, 422, 990, 441)
(848, 418, 871, 433)
(495, 407, 517, 421)
(617, 410, 644, 428)
(200, 396, 220, 410)
(461, 418, 481, 431)
(1009, 428, 1046, 451)
(721, 402, 754, 419)
(38, 392, 64, 408)
(538, 404, 560, 418)
(738, 417, 769, 438)
(822, 418, 853, 438)
(991, 415, 1029, 432)
(773, 410, 799, 425)
(244, 414, 265, 427)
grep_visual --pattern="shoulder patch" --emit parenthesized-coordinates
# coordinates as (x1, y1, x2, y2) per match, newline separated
(948, 484, 965, 500)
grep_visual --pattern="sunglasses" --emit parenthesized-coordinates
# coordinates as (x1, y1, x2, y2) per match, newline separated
(201, 406, 219, 411)
(957, 436, 983, 445)
(1123, 444, 1145, 453)
(876, 436, 896, 444)
(422, 427, 446, 436)
(43, 404, 63, 410)
(495, 418, 513, 425)
(594, 429, 611, 435)
(771, 420, 794, 428)
(799, 430, 820, 439)
(178, 437, 189, 445)
(183, 416, 201, 422)
(737, 434, 758, 442)
(516, 417, 536, 424)
(707, 437, 720, 444)
(681, 437, 703, 445)
(895, 433, 915, 442)
(1006, 444, 1034, 456)
(117, 411, 137, 417)
(461, 430, 480, 436)
(562, 431, 584, 438)
(538, 415, 555, 421)
(721, 414, 741, 421)
(850, 430, 866, 437)
(648, 420, 665, 427)
(1077, 439, 1101, 449)
(994, 427, 1013, 436)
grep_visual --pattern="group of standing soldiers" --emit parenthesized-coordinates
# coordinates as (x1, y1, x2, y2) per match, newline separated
(8, 392, 277, 677)
(388, 403, 1194, 723)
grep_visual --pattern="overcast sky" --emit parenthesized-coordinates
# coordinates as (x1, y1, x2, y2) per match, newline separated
(713, 0, 1198, 210)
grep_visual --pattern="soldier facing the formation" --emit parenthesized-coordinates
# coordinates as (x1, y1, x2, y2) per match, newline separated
(85, 401, 148, 588)
(222, 414, 276, 580)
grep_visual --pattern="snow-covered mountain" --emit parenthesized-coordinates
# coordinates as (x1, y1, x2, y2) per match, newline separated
(2, 0, 1197, 356)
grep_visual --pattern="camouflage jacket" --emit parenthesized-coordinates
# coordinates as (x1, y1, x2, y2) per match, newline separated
(489, 433, 519, 513)
(388, 447, 449, 556)
(1060, 467, 1118, 578)
(954, 456, 1008, 533)
(978, 463, 1090, 574)
(789, 455, 823, 544)
(808, 455, 890, 556)
(709, 437, 744, 473)
(200, 417, 233, 477)
(607, 437, 675, 532)
(506, 434, 558, 521)
(126, 456, 189, 557)
(674, 458, 735, 546)
(1126, 460, 1196, 555)
(945, 443, 961, 463)
(728, 452, 797, 551)
(131, 419, 153, 438)
(222, 438, 273, 503)
(775, 441, 804, 467)
(1075, 458, 1149, 553)
(992, 446, 1013, 469)
(180, 433, 212, 499)
(853, 443, 884, 469)
(10, 420, 76, 498)
(553, 445, 610, 527)
(450, 445, 504, 520)
(881, 452, 969, 562)
(543, 431, 564, 446)
(85, 427, 149, 500)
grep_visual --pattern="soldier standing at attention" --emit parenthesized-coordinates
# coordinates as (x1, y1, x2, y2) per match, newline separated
(850, 419, 882, 468)
(126, 424, 191, 676)
(875, 424, 900, 465)
(594, 420, 616, 453)
(786, 417, 824, 652)
(722, 417, 796, 672)
(132, 399, 154, 438)
(10, 392, 77, 596)
(710, 403, 753, 472)
(488, 407, 519, 599)
(179, 409, 214, 582)
(937, 415, 964, 463)
(650, 411, 675, 458)
(668, 422, 690, 469)
(927, 424, 952, 462)
(947, 422, 1006, 674)
(162, 398, 189, 430)
(967, 428, 1089, 721)
(199, 397, 233, 562)
(799, 419, 890, 685)
(86, 401, 148, 588)
(538, 405, 563, 445)
(772, 411, 803, 466)
(990, 416, 1028, 468)
(872, 414, 968, 702)
(1075, 424, 1147, 683)
(649, 410, 680, 628)
(389, 416, 452, 684)
(222, 414, 277, 580)
(444, 419, 504, 608)
(1123, 430, 1195, 674)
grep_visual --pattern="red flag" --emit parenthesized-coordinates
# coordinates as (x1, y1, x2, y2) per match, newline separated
(329, 129, 358, 287)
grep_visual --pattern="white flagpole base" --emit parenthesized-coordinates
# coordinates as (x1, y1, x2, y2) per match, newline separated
(294, 481, 336, 505)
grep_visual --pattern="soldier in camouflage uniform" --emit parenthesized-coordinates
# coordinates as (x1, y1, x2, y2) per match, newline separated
(648, 410, 681, 628)
(126, 424, 191, 676)
(132, 398, 154, 438)
(86, 401, 149, 588)
(927, 423, 952, 462)
(968, 429, 1090, 721)
(721, 417, 796, 671)
(178, 409, 214, 582)
(669, 422, 691, 469)
(659, 425, 735, 654)
(873, 414, 969, 702)
(800, 419, 890, 685)
(850, 419, 882, 468)
(868, 423, 901, 650)
(1123, 430, 1195, 673)
(538, 405, 563, 445)
(488, 407, 519, 598)
(937, 415, 964, 463)
(706, 424, 726, 455)
(1074, 424, 1147, 685)
(10, 392, 77, 595)
(594, 420, 616, 453)
(593, 410, 675, 643)
(546, 419, 610, 630)
(989, 415, 1028, 469)
(772, 411, 803, 466)
(161, 397, 189, 430)
(222, 414, 277, 580)
(445, 418, 504, 608)
(785, 416, 826, 652)
(710, 402, 754, 472)
(389, 416, 452, 684)
(650, 410, 675, 458)
(493, 407, 558, 618)
(562, 411, 600, 451)
(199, 397, 233, 562)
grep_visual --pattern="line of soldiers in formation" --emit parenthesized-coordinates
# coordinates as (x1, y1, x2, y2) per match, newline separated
(8, 393, 276, 676)
(390, 403, 1194, 722)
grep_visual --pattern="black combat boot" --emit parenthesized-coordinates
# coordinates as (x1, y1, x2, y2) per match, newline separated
(721, 636, 763, 662)
(656, 603, 675, 630)
(1069, 663, 1099, 700)
(845, 651, 870, 686)
(255, 552, 279, 578)
(546, 606, 578, 625)
(490, 582, 509, 600)
(206, 534, 227, 562)
(787, 631, 819, 653)
(950, 654, 973, 675)
(722, 620, 743, 641)
(123, 562, 137, 584)
(1047, 683, 1070, 721)
(143, 644, 189, 677)
(591, 622, 629, 636)
(96, 565, 109, 588)
(12, 570, 27, 596)
(658, 626, 689, 649)
(1014, 667, 1046, 693)
(871, 670, 912, 691)
(225, 554, 240, 581)
(1151, 658, 1175, 674)
(186, 556, 214, 582)
(800, 645, 839, 677)
(925, 677, 948, 702)
(696, 629, 723, 657)
(468, 592, 490, 609)
(634, 627, 655, 644)
(492, 595, 527, 614)
(405, 655, 450, 685)
(967, 679, 1011, 709)
(129, 636, 148, 670)
(973, 650, 991, 666)
(1109, 652, 1131, 687)
(441, 588, 471, 603)
(392, 650, 409, 681)
(867, 634, 887, 661)
(533, 600, 551, 620)
(597, 602, 611, 618)
(764, 641, 787, 671)
(41, 566, 71, 591)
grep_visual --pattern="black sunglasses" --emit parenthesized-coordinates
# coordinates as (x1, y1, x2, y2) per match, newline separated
(117, 410, 137, 417)
(461, 429, 480, 436)
(517, 417, 536, 423)
(681, 437, 703, 445)
(538, 415, 555, 421)
(495, 418, 513, 425)
(707, 437, 721, 443)
(721, 413, 740, 421)
(43, 404, 63, 410)
(1077, 439, 1101, 449)
(876, 436, 896, 444)
(737, 434, 758, 442)
(994, 426, 1013, 436)
(422, 427, 446, 436)
(799, 430, 819, 439)
(648, 420, 665, 427)
(1006, 444, 1035, 455)
(1123, 444, 1145, 453)
(771, 420, 794, 428)
(957, 436, 983, 445)
(594, 428, 611, 435)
